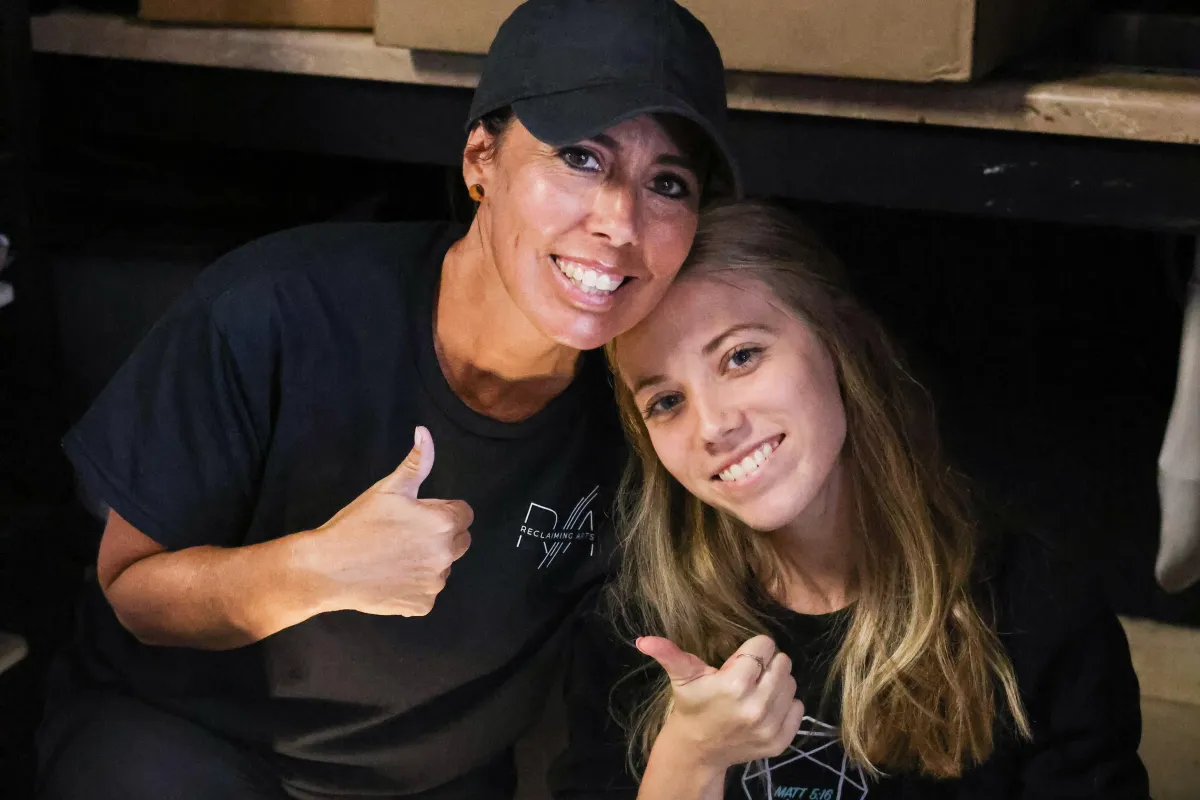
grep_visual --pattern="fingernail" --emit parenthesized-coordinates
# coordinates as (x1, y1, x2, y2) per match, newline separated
(414, 426, 423, 448)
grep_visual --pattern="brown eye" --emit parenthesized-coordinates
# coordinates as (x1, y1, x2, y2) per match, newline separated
(651, 172, 690, 199)
(559, 147, 601, 171)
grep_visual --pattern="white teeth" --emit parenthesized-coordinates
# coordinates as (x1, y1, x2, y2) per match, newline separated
(554, 257, 624, 295)
(717, 439, 780, 483)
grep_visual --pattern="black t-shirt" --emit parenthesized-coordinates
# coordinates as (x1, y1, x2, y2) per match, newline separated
(61, 222, 627, 799)
(550, 532, 1151, 800)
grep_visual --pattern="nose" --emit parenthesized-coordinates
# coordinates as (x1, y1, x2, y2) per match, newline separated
(586, 180, 639, 248)
(692, 387, 743, 451)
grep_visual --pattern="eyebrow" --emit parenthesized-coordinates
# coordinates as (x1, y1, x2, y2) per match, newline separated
(631, 373, 668, 396)
(589, 133, 619, 150)
(702, 323, 776, 355)
(629, 323, 775, 396)
(656, 153, 699, 174)
(584, 134, 699, 175)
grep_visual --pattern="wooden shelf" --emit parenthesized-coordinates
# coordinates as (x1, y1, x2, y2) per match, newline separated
(31, 10, 1200, 147)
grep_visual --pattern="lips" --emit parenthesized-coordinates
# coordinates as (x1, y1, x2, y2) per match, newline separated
(552, 255, 628, 296)
(714, 435, 785, 482)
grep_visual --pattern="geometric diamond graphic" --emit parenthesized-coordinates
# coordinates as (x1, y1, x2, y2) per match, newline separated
(740, 716, 869, 800)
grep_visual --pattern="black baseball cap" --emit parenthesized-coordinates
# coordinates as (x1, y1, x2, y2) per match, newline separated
(467, 0, 740, 197)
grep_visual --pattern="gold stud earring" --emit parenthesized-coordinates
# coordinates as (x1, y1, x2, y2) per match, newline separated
(468, 184, 486, 202)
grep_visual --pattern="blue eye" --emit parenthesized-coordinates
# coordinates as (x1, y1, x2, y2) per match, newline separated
(727, 346, 762, 370)
(560, 147, 601, 171)
(644, 392, 682, 419)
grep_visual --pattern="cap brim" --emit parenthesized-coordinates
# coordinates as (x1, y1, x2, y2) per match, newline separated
(512, 84, 742, 199)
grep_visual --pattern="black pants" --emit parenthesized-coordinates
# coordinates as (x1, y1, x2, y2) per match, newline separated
(37, 688, 287, 800)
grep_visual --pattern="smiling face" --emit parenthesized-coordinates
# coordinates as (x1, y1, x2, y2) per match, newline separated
(465, 114, 702, 351)
(615, 273, 848, 533)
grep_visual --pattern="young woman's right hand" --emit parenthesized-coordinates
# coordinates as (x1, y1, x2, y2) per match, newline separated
(296, 426, 474, 617)
(639, 634, 806, 772)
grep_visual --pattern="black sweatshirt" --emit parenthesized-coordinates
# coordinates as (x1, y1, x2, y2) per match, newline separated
(549, 531, 1151, 800)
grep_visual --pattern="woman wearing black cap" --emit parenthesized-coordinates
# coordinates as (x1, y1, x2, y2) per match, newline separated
(35, 2, 737, 799)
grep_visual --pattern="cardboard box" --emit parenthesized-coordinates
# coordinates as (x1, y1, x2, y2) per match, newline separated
(140, 0, 373, 30)
(374, 0, 1088, 83)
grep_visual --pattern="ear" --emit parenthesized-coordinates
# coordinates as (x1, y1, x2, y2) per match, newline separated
(462, 122, 496, 195)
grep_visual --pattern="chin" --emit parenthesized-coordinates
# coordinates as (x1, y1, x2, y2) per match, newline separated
(717, 497, 806, 534)
(536, 309, 629, 351)
(535, 280, 657, 350)
(736, 511, 794, 533)
(540, 324, 610, 351)
(555, 327, 613, 351)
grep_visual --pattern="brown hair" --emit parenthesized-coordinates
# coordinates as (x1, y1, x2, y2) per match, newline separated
(605, 201, 1030, 778)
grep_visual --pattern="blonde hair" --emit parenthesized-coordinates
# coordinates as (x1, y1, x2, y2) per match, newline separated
(605, 201, 1030, 779)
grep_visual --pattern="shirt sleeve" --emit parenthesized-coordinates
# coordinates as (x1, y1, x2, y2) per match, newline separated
(548, 591, 645, 800)
(1008, 561, 1151, 799)
(64, 272, 277, 552)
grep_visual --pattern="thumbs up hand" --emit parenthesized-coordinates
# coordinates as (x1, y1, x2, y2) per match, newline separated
(298, 427, 474, 617)
(640, 634, 806, 771)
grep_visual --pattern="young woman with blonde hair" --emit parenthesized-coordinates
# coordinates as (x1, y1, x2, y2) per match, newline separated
(550, 202, 1149, 800)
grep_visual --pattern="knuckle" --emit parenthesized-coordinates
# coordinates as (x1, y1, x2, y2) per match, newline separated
(405, 600, 434, 617)
(432, 509, 458, 536)
(738, 702, 766, 726)
(726, 677, 752, 698)
(767, 733, 793, 757)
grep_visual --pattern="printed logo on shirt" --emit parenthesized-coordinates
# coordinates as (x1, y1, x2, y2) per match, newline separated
(771, 789, 834, 800)
(741, 716, 869, 800)
(515, 485, 599, 569)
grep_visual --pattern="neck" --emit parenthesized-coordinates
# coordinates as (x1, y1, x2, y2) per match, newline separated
(770, 462, 855, 616)
(436, 219, 580, 422)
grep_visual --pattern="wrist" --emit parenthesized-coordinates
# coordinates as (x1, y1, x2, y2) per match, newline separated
(649, 718, 730, 781)
(272, 528, 341, 621)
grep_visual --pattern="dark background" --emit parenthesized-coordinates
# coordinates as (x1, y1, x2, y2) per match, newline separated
(3, 0, 1199, 795)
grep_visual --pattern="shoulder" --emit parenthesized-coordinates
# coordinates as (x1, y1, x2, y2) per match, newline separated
(977, 525, 1098, 637)
(974, 522, 1130, 688)
(188, 221, 463, 336)
(205, 221, 460, 280)
(970, 525, 1149, 795)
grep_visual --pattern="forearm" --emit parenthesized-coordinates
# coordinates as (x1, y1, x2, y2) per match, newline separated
(105, 530, 329, 650)
(638, 727, 727, 800)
